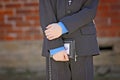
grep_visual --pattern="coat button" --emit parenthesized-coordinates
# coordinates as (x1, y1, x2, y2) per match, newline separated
(67, 10, 71, 14)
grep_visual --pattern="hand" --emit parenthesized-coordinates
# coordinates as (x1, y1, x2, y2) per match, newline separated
(52, 50, 69, 61)
(45, 23, 62, 40)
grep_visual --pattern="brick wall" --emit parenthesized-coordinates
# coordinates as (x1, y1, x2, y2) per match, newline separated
(0, 0, 120, 41)
(0, 0, 42, 41)
(95, 0, 120, 37)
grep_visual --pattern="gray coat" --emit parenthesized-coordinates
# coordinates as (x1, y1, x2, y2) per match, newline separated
(39, 0, 100, 57)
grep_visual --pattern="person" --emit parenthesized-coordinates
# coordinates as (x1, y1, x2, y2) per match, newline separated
(39, 0, 100, 80)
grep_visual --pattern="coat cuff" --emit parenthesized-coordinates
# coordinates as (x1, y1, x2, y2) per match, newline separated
(50, 46, 65, 56)
(58, 22, 68, 34)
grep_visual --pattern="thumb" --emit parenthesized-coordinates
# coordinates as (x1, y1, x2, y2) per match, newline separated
(64, 53, 69, 61)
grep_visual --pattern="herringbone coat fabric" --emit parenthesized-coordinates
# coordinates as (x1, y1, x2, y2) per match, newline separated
(39, 0, 100, 57)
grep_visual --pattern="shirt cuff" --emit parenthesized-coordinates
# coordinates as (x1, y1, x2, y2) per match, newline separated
(50, 46, 65, 56)
(58, 22, 68, 34)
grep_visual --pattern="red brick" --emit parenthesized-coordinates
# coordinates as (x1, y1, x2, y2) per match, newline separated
(11, 0, 24, 1)
(32, 21, 40, 27)
(109, 11, 120, 18)
(26, 15, 40, 21)
(118, 32, 120, 37)
(7, 29, 23, 34)
(0, 17, 4, 23)
(0, 23, 12, 28)
(23, 35, 34, 40)
(7, 16, 23, 21)
(0, 37, 4, 40)
(0, 4, 3, 8)
(111, 18, 120, 25)
(96, 26, 120, 37)
(16, 34, 24, 40)
(25, 29, 34, 34)
(98, 4, 110, 12)
(5, 3, 22, 9)
(33, 28, 41, 34)
(96, 10, 110, 18)
(0, 36, 4, 40)
(110, 4, 120, 10)
(0, 0, 120, 40)
(97, 26, 120, 31)
(16, 9, 39, 15)
(0, 9, 13, 16)
(16, 21, 32, 27)
(24, 2, 39, 7)
(97, 31, 117, 38)
(0, 30, 6, 39)
(4, 35, 16, 41)
(95, 18, 109, 27)
(34, 34, 43, 40)
(0, 29, 4, 33)
(0, 33, 16, 41)
(100, 0, 120, 4)
(0, 0, 10, 2)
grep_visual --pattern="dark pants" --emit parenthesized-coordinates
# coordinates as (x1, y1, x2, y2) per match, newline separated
(46, 56, 94, 80)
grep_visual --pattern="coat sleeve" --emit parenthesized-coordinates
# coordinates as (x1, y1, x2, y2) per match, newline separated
(39, 0, 64, 50)
(59, 0, 99, 35)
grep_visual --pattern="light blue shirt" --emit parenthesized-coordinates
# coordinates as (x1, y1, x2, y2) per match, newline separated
(50, 22, 68, 56)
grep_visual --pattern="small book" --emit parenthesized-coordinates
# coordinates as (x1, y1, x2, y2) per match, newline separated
(64, 39, 76, 59)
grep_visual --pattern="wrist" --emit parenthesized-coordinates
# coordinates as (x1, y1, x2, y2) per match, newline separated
(58, 22, 68, 34)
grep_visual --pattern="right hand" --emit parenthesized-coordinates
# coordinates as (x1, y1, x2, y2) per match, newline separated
(52, 50, 69, 61)
(45, 23, 62, 40)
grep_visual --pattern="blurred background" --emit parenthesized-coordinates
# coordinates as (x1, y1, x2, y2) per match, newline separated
(0, 0, 120, 80)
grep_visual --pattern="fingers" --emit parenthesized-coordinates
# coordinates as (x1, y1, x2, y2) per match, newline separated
(45, 30, 52, 37)
(45, 29, 54, 40)
(45, 30, 59, 40)
(47, 36, 54, 40)
(64, 53, 69, 61)
(45, 26, 54, 40)
(45, 31, 56, 40)
(46, 25, 52, 29)
(52, 51, 69, 62)
(45, 23, 62, 40)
